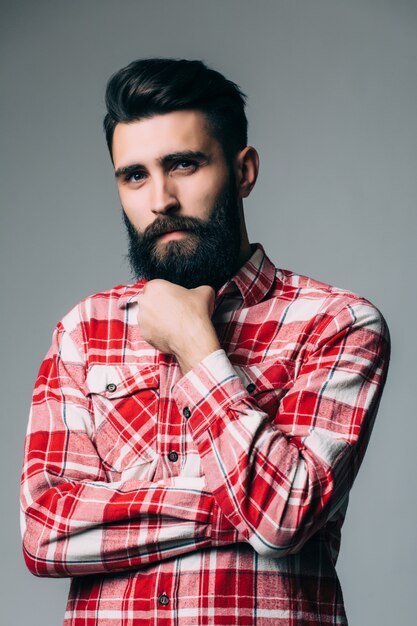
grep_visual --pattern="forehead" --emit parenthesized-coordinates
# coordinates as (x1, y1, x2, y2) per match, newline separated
(112, 110, 220, 167)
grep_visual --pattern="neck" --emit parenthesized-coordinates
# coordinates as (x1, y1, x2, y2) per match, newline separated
(237, 208, 252, 267)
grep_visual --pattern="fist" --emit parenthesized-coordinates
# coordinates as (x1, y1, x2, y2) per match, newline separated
(136, 280, 220, 373)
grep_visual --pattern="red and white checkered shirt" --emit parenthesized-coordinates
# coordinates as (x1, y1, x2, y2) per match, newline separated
(21, 244, 390, 625)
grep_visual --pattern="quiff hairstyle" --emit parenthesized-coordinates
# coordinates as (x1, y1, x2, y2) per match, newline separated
(103, 58, 248, 163)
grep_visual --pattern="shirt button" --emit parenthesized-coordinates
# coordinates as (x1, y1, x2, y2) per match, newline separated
(183, 407, 191, 419)
(168, 451, 178, 462)
(106, 383, 117, 393)
(246, 383, 256, 393)
(158, 593, 169, 606)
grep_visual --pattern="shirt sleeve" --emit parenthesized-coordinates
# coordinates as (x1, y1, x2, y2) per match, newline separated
(20, 323, 240, 578)
(172, 296, 390, 558)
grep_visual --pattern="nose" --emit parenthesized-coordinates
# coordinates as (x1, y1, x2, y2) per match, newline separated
(151, 174, 180, 215)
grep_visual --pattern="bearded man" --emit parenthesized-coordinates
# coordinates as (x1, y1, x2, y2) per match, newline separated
(20, 58, 390, 626)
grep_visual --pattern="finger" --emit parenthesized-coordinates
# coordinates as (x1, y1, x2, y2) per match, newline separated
(194, 285, 214, 299)
(194, 285, 215, 315)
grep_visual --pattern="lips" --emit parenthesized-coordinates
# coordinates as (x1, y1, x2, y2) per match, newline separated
(144, 217, 202, 244)
(156, 230, 190, 242)
(157, 227, 187, 236)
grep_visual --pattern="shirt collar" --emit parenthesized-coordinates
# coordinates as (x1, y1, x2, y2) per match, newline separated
(216, 243, 276, 307)
(117, 243, 276, 309)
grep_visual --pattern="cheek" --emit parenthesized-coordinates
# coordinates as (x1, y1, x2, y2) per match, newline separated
(118, 189, 150, 230)
(182, 174, 227, 217)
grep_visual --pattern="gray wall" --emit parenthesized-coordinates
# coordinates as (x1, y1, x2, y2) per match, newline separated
(1, 1, 416, 624)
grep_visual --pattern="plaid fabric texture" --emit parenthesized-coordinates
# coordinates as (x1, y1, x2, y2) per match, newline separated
(20, 245, 390, 625)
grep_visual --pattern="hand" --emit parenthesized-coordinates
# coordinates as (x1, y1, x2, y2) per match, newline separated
(137, 279, 221, 374)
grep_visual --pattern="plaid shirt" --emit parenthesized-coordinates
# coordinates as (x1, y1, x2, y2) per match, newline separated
(21, 244, 390, 625)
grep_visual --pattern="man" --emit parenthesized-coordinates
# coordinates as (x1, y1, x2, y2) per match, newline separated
(21, 58, 390, 625)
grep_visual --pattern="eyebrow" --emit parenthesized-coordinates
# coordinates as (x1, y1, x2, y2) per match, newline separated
(114, 150, 209, 179)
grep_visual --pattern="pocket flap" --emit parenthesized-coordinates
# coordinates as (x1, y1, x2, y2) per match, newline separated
(86, 363, 159, 398)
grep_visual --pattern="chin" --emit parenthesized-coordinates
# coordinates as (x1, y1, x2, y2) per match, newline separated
(153, 236, 199, 260)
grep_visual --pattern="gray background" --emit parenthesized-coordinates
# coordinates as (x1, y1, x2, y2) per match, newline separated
(1, 0, 416, 624)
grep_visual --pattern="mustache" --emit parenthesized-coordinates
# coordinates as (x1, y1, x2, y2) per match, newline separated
(142, 215, 208, 242)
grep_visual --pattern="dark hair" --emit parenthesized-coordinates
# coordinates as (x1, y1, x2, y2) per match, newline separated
(103, 58, 247, 162)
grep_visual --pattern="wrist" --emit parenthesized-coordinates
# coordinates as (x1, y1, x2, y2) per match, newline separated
(173, 325, 221, 375)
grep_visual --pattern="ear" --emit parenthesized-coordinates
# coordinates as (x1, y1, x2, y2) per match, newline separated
(235, 146, 259, 198)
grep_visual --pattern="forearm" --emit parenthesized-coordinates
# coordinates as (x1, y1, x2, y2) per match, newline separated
(21, 472, 239, 577)
(173, 299, 390, 557)
(21, 323, 241, 579)
(174, 356, 322, 557)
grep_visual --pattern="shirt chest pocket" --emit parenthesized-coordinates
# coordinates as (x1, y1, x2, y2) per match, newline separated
(86, 364, 159, 478)
(234, 358, 295, 421)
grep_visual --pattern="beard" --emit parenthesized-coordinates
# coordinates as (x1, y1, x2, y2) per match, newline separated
(122, 172, 243, 290)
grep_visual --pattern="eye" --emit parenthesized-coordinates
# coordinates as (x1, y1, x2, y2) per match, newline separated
(174, 160, 197, 172)
(125, 170, 146, 183)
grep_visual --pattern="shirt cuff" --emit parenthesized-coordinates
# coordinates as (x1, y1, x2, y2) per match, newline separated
(172, 349, 251, 439)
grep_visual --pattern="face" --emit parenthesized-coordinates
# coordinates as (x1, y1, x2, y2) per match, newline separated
(112, 110, 243, 289)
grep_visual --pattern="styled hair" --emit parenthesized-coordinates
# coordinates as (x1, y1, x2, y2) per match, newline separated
(103, 58, 248, 162)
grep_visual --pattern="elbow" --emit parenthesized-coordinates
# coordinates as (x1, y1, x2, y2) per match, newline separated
(21, 514, 67, 578)
(243, 478, 330, 558)
(21, 508, 43, 577)
(22, 540, 49, 578)
(22, 531, 51, 577)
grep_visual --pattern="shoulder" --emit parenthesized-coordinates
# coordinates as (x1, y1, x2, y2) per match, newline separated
(52, 281, 143, 349)
(271, 266, 390, 343)
(58, 283, 130, 327)
(274, 266, 362, 300)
